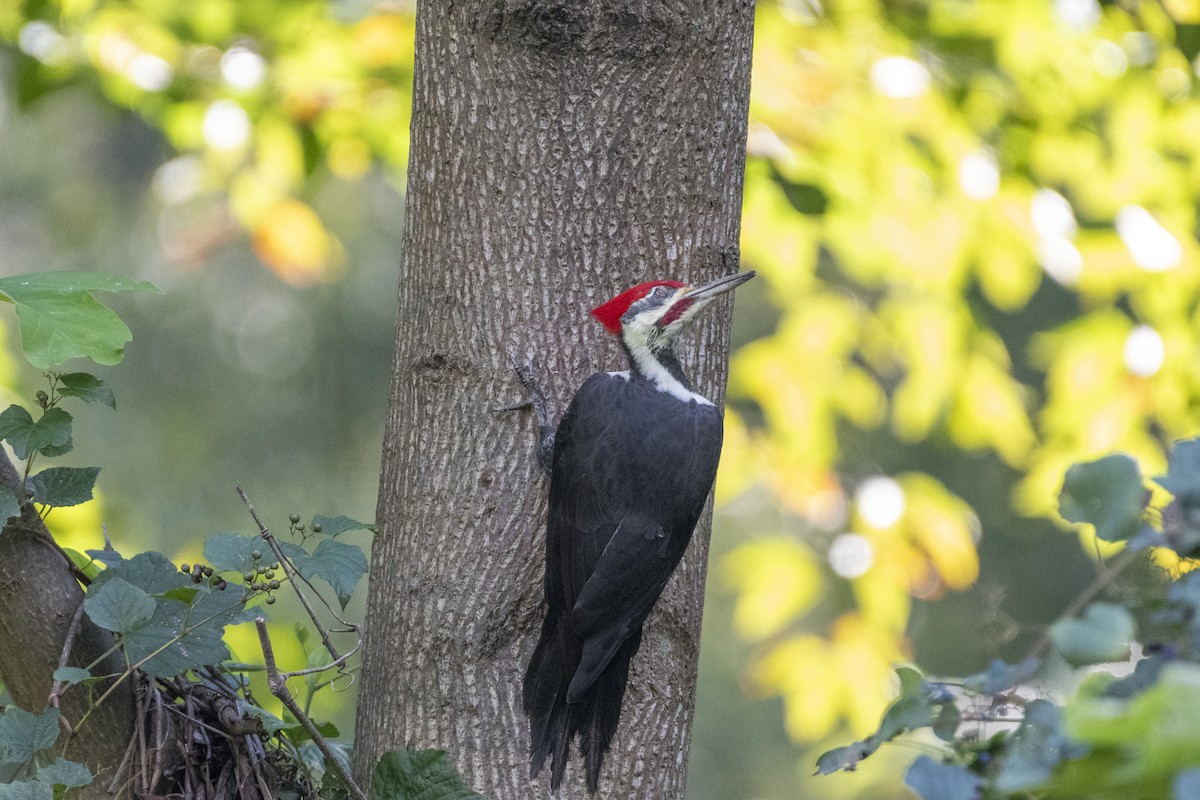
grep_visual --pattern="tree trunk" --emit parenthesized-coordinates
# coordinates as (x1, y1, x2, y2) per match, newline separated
(0, 454, 134, 797)
(355, 2, 755, 797)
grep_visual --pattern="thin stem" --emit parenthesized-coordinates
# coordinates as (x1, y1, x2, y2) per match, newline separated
(255, 618, 367, 800)
(237, 485, 350, 661)
(46, 601, 86, 712)
(1026, 546, 1141, 662)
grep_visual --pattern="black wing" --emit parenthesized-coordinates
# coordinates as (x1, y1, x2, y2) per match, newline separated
(548, 373, 723, 698)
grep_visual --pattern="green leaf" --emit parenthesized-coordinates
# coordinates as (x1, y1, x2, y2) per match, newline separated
(97, 551, 188, 594)
(993, 699, 1073, 792)
(814, 742, 873, 775)
(0, 406, 72, 460)
(370, 750, 484, 800)
(312, 514, 374, 537)
(0, 707, 60, 762)
(28, 466, 98, 507)
(120, 597, 231, 678)
(35, 759, 92, 789)
(51, 667, 91, 685)
(0, 272, 160, 369)
(0, 781, 52, 800)
(0, 487, 21, 527)
(963, 657, 1040, 695)
(286, 719, 340, 746)
(55, 373, 115, 409)
(1058, 454, 1147, 541)
(904, 756, 981, 800)
(293, 539, 367, 609)
(203, 532, 267, 573)
(1051, 602, 1135, 666)
(1159, 438, 1200, 506)
(84, 577, 156, 633)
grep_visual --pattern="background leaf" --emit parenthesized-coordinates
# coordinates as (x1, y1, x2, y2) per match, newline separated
(370, 750, 484, 800)
(28, 466, 98, 507)
(904, 756, 981, 800)
(56, 373, 115, 409)
(1058, 455, 1146, 542)
(0, 273, 160, 368)
(1051, 603, 1136, 667)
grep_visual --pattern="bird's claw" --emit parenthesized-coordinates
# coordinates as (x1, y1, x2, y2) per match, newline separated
(498, 357, 556, 474)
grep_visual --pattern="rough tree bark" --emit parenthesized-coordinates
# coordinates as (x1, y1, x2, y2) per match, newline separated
(0, 454, 134, 798)
(356, 2, 755, 798)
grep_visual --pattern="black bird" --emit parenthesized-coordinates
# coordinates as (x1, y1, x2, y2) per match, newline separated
(521, 270, 755, 792)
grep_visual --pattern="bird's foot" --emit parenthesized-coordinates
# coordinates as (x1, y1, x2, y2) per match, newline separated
(496, 357, 556, 473)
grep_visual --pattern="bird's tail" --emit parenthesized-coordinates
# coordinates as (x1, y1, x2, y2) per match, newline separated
(577, 628, 642, 793)
(524, 612, 574, 788)
(524, 620, 645, 792)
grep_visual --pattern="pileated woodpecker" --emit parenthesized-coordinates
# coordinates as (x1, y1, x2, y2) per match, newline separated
(519, 270, 755, 793)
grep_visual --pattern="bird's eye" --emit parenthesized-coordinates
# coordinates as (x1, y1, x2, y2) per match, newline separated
(652, 286, 670, 298)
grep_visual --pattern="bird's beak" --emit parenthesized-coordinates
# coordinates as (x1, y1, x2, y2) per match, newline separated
(682, 270, 756, 301)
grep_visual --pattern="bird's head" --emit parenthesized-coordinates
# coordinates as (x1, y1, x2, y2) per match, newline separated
(590, 271, 756, 352)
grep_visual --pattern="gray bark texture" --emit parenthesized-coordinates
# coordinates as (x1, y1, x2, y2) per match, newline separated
(355, 2, 755, 798)
(0, 453, 134, 797)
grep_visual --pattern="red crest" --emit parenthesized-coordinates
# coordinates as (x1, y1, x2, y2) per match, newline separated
(590, 280, 685, 334)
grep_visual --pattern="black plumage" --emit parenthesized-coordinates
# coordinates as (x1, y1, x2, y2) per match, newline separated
(523, 370, 723, 792)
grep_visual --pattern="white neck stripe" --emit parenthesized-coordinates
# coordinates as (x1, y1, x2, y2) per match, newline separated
(623, 329, 713, 406)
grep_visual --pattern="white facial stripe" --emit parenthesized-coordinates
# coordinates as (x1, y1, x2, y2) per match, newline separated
(621, 323, 714, 406)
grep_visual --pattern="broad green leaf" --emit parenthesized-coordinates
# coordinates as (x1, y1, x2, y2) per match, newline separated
(51, 667, 91, 685)
(0, 486, 20, 527)
(1051, 603, 1135, 666)
(963, 657, 1040, 695)
(120, 597, 231, 678)
(904, 756, 981, 800)
(0, 782, 52, 800)
(370, 749, 484, 800)
(292, 538, 367, 609)
(29, 466, 99, 507)
(312, 514, 374, 537)
(85, 577, 156, 633)
(1058, 454, 1146, 542)
(0, 406, 71, 460)
(286, 719, 340, 746)
(0, 272, 160, 369)
(0, 707, 60, 762)
(85, 548, 124, 566)
(35, 759, 92, 789)
(96, 551, 188, 594)
(56, 373, 115, 409)
(203, 532, 268, 573)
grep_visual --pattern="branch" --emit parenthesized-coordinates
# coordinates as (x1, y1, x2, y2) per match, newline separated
(255, 618, 367, 800)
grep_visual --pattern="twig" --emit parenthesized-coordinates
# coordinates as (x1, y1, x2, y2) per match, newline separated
(255, 618, 367, 800)
(237, 486, 349, 661)
(1027, 546, 1141, 661)
(47, 600, 86, 716)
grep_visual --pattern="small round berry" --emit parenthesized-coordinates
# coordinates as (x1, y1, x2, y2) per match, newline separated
(266, 595, 277, 605)
(289, 513, 301, 524)
(269, 579, 280, 589)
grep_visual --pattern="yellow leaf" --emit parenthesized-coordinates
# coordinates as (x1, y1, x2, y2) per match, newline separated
(251, 200, 340, 285)
(724, 537, 822, 641)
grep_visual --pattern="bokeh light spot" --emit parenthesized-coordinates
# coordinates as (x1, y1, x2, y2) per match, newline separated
(828, 533, 874, 579)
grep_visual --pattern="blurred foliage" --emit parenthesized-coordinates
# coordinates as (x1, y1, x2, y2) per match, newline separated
(1, 0, 415, 284)
(711, 0, 1200, 779)
(8, 0, 1200, 798)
